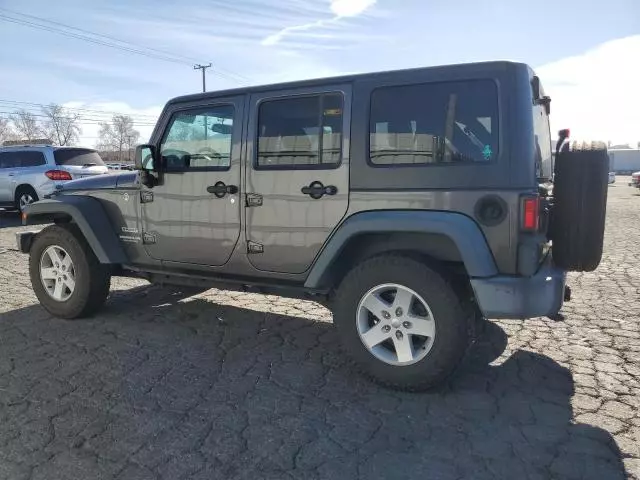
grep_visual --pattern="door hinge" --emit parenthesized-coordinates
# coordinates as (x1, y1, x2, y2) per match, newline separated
(140, 191, 154, 204)
(247, 241, 264, 254)
(246, 193, 263, 207)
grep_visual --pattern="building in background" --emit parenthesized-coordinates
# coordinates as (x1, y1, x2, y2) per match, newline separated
(608, 148, 640, 174)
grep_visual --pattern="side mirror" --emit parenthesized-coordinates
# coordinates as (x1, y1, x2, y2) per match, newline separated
(135, 144, 158, 172)
(135, 144, 161, 188)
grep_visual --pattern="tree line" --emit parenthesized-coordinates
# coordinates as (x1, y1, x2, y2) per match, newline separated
(0, 104, 141, 162)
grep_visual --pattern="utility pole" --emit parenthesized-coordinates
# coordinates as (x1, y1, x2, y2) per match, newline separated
(194, 63, 212, 92)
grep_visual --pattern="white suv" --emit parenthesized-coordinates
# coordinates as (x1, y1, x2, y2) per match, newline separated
(0, 145, 108, 212)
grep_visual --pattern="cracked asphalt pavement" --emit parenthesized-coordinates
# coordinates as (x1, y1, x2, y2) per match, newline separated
(0, 179, 639, 480)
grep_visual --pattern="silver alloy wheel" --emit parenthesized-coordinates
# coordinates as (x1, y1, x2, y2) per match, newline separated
(19, 193, 35, 211)
(356, 283, 436, 366)
(39, 245, 76, 302)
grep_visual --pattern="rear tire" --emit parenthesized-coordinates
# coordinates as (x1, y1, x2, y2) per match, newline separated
(550, 148, 608, 271)
(15, 186, 38, 213)
(29, 224, 111, 319)
(332, 254, 469, 391)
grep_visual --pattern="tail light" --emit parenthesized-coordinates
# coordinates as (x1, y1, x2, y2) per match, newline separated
(45, 170, 73, 181)
(521, 195, 539, 231)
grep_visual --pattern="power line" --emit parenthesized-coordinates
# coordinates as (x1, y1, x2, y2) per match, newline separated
(0, 14, 194, 66)
(0, 7, 199, 64)
(0, 112, 156, 127)
(0, 8, 251, 84)
(0, 99, 158, 120)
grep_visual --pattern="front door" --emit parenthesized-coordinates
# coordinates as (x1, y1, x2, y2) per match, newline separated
(245, 86, 351, 274)
(141, 97, 244, 266)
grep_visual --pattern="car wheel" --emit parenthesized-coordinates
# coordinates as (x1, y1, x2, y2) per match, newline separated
(15, 186, 38, 213)
(332, 254, 469, 391)
(29, 224, 111, 319)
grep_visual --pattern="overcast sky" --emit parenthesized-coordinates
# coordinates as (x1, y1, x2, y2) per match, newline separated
(0, 0, 638, 147)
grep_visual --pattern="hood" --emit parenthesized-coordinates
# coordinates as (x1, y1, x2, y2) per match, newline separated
(56, 171, 139, 192)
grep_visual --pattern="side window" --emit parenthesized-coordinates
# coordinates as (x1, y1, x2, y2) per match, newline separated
(19, 151, 47, 167)
(257, 93, 343, 168)
(532, 105, 552, 180)
(161, 105, 234, 171)
(369, 80, 499, 165)
(0, 152, 20, 169)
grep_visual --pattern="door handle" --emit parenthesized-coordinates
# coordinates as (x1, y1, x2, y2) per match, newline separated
(207, 181, 238, 198)
(301, 181, 337, 199)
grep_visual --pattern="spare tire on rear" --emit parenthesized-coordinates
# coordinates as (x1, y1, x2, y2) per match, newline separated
(550, 147, 608, 272)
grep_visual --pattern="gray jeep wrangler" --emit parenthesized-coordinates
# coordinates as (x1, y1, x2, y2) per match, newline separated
(17, 61, 608, 391)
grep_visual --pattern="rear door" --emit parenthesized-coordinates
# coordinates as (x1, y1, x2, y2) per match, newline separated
(245, 85, 351, 274)
(0, 151, 48, 202)
(0, 152, 20, 203)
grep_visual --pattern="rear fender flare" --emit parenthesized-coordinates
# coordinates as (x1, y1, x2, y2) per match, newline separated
(304, 211, 498, 288)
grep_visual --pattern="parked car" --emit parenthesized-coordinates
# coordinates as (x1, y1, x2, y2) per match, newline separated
(17, 61, 609, 391)
(0, 145, 108, 212)
(630, 171, 640, 188)
(609, 172, 616, 184)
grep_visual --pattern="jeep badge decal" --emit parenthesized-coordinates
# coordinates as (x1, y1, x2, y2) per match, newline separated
(120, 226, 141, 243)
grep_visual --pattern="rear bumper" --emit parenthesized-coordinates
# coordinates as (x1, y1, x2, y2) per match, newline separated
(470, 256, 566, 319)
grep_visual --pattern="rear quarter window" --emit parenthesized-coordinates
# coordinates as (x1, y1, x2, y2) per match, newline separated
(54, 149, 105, 167)
(369, 79, 499, 166)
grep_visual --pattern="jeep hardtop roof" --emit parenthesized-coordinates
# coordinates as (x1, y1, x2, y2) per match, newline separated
(167, 60, 530, 107)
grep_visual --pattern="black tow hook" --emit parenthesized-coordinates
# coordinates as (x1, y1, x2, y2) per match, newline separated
(564, 285, 572, 302)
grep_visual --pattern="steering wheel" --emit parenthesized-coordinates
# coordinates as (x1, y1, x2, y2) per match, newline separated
(197, 147, 222, 162)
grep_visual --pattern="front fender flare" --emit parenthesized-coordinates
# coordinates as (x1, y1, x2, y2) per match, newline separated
(304, 210, 498, 288)
(23, 196, 128, 264)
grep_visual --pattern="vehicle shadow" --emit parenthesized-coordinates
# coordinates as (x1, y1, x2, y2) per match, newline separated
(0, 209, 48, 229)
(0, 285, 626, 480)
(0, 209, 21, 229)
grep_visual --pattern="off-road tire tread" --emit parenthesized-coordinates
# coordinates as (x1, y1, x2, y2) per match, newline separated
(29, 224, 111, 319)
(332, 253, 469, 392)
(551, 148, 608, 271)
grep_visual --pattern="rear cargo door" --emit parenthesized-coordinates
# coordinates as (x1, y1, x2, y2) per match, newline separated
(54, 148, 109, 178)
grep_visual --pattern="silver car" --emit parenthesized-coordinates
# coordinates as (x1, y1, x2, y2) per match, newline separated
(0, 145, 108, 212)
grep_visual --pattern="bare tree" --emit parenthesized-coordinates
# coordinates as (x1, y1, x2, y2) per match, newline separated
(9, 110, 43, 141)
(41, 104, 82, 146)
(0, 117, 16, 145)
(97, 115, 140, 162)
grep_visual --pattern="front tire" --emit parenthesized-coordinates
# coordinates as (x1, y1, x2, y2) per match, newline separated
(332, 254, 469, 391)
(29, 224, 111, 319)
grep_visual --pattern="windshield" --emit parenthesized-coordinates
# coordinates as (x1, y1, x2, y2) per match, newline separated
(54, 148, 105, 167)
